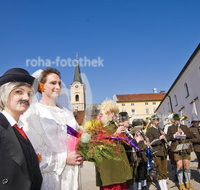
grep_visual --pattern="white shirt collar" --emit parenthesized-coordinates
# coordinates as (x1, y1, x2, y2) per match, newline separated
(151, 125, 158, 129)
(1, 110, 22, 128)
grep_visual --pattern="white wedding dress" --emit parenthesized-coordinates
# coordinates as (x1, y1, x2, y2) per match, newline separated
(21, 102, 82, 190)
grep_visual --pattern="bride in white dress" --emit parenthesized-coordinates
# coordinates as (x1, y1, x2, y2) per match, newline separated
(21, 68, 83, 190)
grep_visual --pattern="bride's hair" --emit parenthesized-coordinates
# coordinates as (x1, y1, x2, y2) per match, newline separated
(40, 67, 61, 84)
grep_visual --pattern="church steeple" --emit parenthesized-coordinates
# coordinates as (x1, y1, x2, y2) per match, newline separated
(73, 54, 83, 84)
(70, 53, 85, 112)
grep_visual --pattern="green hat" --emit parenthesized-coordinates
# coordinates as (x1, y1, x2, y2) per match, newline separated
(132, 119, 143, 127)
(173, 113, 180, 120)
(151, 114, 159, 122)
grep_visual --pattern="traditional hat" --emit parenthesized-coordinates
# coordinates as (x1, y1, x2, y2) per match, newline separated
(0, 68, 37, 87)
(173, 113, 180, 120)
(151, 114, 159, 122)
(191, 113, 200, 123)
(118, 112, 129, 122)
(130, 125, 144, 135)
(132, 119, 143, 127)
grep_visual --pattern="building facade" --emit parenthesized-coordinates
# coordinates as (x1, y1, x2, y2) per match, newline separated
(156, 43, 200, 126)
(114, 92, 166, 121)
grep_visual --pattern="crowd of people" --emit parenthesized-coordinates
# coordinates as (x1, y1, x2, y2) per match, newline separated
(115, 111, 200, 190)
(0, 67, 200, 190)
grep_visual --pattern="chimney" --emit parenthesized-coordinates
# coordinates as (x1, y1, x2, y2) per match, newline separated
(153, 88, 157, 93)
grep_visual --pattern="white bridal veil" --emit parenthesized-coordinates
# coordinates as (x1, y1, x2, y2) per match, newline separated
(32, 69, 74, 112)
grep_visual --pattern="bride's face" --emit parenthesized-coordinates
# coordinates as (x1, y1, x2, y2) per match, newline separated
(43, 73, 61, 99)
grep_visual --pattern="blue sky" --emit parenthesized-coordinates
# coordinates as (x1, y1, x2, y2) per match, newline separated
(0, 0, 200, 104)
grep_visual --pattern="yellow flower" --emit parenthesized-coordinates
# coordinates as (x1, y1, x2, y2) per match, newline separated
(84, 121, 92, 131)
(94, 119, 101, 126)
(84, 119, 101, 132)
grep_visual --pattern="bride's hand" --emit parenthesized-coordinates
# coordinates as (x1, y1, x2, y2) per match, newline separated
(66, 151, 83, 165)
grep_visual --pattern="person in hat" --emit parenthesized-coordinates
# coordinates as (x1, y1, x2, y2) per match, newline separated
(130, 119, 148, 190)
(118, 112, 134, 190)
(117, 113, 142, 190)
(167, 113, 193, 190)
(146, 114, 168, 190)
(189, 113, 200, 175)
(21, 68, 83, 190)
(164, 113, 177, 180)
(0, 68, 42, 190)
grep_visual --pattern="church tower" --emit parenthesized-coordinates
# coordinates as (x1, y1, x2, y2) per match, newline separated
(70, 55, 85, 111)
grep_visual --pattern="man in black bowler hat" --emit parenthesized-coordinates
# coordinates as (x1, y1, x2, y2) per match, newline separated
(0, 68, 42, 190)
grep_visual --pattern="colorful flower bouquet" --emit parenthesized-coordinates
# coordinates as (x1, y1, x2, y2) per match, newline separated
(67, 119, 139, 165)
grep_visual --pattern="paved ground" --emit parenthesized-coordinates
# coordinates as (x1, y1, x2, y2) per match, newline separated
(149, 152, 199, 190)
(81, 161, 98, 190)
(81, 152, 200, 190)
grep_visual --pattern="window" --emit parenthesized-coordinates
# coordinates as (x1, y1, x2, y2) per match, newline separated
(132, 109, 136, 115)
(146, 108, 150, 114)
(145, 102, 148, 105)
(184, 83, 189, 98)
(75, 94, 79, 102)
(167, 102, 171, 112)
(174, 95, 178, 106)
(122, 104, 125, 106)
(131, 103, 134, 106)
(152, 102, 156, 105)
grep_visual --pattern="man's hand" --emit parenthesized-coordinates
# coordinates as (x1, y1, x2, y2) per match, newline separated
(134, 132, 144, 143)
(174, 128, 183, 137)
(159, 134, 166, 140)
(178, 128, 183, 134)
(115, 126, 126, 135)
(66, 151, 83, 166)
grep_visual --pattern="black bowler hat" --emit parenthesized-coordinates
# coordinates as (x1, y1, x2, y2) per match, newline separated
(0, 68, 37, 87)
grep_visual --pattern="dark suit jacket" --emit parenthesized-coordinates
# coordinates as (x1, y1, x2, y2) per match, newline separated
(0, 113, 42, 190)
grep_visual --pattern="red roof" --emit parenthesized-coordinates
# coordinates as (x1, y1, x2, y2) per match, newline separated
(116, 93, 166, 102)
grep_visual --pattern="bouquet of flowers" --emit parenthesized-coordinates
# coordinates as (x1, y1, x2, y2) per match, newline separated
(67, 119, 139, 165)
(67, 119, 122, 164)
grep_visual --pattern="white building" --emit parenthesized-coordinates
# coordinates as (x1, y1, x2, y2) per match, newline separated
(156, 43, 200, 126)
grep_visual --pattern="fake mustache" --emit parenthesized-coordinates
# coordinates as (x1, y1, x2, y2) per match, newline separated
(18, 100, 30, 106)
